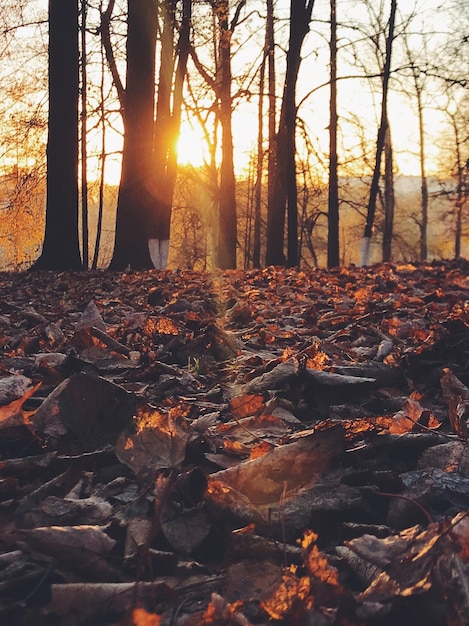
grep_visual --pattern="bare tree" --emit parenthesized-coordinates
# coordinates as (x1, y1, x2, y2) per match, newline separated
(400, 27, 430, 261)
(359, 0, 397, 266)
(150, 0, 192, 269)
(382, 123, 394, 261)
(80, 0, 89, 269)
(327, 0, 339, 268)
(439, 95, 469, 258)
(265, 0, 315, 267)
(213, 0, 245, 269)
(189, 0, 246, 269)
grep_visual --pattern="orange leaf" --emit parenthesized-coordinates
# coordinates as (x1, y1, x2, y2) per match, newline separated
(249, 441, 273, 460)
(229, 394, 265, 419)
(261, 566, 313, 620)
(143, 316, 179, 336)
(301, 530, 340, 586)
(0, 382, 41, 430)
(132, 608, 161, 626)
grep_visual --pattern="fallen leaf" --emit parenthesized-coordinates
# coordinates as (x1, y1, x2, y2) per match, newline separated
(116, 405, 192, 474)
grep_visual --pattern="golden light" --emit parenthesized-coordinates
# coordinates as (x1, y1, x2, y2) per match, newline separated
(176, 120, 211, 167)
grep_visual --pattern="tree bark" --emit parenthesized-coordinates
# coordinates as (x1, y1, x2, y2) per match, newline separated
(109, 0, 157, 270)
(149, 0, 192, 269)
(266, 0, 276, 225)
(265, 0, 314, 267)
(360, 0, 397, 267)
(453, 119, 465, 259)
(252, 50, 265, 269)
(382, 122, 394, 262)
(327, 0, 339, 268)
(33, 0, 82, 270)
(214, 0, 241, 269)
(80, 0, 89, 269)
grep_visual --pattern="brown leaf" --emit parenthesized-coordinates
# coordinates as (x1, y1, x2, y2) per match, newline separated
(30, 374, 135, 451)
(441, 369, 469, 438)
(229, 394, 265, 419)
(161, 503, 210, 555)
(207, 423, 345, 506)
(76, 300, 106, 332)
(116, 405, 192, 474)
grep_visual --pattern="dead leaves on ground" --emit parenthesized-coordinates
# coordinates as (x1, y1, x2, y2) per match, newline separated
(0, 261, 469, 624)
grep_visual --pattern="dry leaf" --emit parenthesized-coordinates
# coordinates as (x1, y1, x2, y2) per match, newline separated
(116, 405, 192, 474)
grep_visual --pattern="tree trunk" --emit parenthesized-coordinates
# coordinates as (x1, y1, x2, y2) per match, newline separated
(214, 0, 240, 270)
(382, 122, 394, 262)
(80, 0, 89, 269)
(110, 0, 157, 270)
(92, 25, 107, 270)
(327, 0, 339, 269)
(148, 0, 176, 269)
(359, 0, 397, 267)
(150, 0, 192, 269)
(417, 90, 428, 261)
(403, 32, 429, 262)
(453, 121, 464, 259)
(266, 0, 314, 267)
(33, 0, 82, 270)
(266, 0, 276, 226)
(252, 51, 266, 269)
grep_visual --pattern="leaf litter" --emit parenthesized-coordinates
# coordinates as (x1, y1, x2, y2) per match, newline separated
(0, 260, 468, 624)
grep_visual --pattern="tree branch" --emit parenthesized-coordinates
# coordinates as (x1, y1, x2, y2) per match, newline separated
(99, 0, 125, 109)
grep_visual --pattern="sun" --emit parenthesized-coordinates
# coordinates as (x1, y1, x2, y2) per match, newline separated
(176, 121, 211, 168)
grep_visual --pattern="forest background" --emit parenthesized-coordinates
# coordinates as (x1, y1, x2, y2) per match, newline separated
(0, 0, 467, 272)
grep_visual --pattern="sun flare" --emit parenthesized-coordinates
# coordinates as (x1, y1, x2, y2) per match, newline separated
(176, 122, 210, 168)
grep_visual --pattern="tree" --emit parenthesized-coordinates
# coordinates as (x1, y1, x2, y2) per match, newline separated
(251, 55, 265, 269)
(382, 123, 394, 261)
(104, 0, 192, 270)
(359, 0, 397, 266)
(327, 0, 339, 268)
(150, 0, 192, 269)
(438, 93, 469, 259)
(80, 0, 89, 269)
(265, 0, 315, 267)
(108, 0, 158, 270)
(189, 0, 245, 269)
(401, 27, 429, 261)
(92, 2, 110, 270)
(213, 0, 245, 269)
(33, 0, 82, 270)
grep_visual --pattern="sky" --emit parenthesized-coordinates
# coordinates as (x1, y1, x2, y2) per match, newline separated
(0, 0, 462, 185)
(173, 0, 457, 181)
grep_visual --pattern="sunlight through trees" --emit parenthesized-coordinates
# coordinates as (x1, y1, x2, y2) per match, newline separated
(0, 0, 467, 271)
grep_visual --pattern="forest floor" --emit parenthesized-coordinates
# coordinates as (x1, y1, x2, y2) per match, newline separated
(1, 260, 469, 625)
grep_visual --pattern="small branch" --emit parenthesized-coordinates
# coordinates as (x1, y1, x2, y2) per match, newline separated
(89, 326, 131, 356)
(100, 0, 125, 109)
